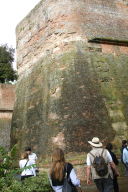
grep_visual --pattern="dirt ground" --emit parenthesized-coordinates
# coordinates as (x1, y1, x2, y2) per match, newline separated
(81, 176, 128, 192)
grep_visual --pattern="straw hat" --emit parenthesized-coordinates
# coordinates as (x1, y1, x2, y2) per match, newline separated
(88, 137, 102, 147)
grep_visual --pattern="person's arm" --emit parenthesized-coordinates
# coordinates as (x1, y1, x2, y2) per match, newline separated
(19, 160, 22, 169)
(110, 161, 119, 176)
(86, 166, 92, 184)
(112, 153, 119, 165)
(106, 150, 119, 176)
(31, 166, 36, 176)
(48, 173, 55, 191)
(69, 168, 80, 186)
(86, 154, 92, 184)
(33, 153, 38, 162)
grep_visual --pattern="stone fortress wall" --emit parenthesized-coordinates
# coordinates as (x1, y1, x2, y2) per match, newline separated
(11, 0, 128, 158)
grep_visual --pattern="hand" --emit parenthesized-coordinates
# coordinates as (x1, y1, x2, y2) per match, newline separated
(87, 178, 92, 185)
(75, 186, 82, 192)
(115, 170, 120, 177)
(113, 168, 120, 177)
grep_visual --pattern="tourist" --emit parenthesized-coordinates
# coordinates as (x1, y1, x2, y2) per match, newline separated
(121, 140, 127, 164)
(19, 152, 36, 181)
(25, 146, 38, 174)
(120, 140, 128, 176)
(122, 141, 128, 176)
(86, 137, 119, 192)
(106, 143, 119, 192)
(49, 148, 80, 192)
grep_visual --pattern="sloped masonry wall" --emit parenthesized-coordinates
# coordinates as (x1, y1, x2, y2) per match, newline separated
(11, 0, 128, 158)
(11, 43, 128, 157)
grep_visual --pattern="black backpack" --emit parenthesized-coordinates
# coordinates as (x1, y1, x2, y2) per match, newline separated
(62, 163, 79, 192)
(90, 149, 108, 177)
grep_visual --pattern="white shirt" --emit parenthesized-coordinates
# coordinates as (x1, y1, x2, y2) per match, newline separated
(86, 148, 113, 179)
(49, 168, 80, 192)
(28, 152, 37, 164)
(86, 148, 113, 166)
(19, 159, 36, 176)
(123, 147, 128, 164)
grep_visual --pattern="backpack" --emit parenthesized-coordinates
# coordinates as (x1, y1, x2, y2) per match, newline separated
(62, 164, 78, 192)
(90, 149, 108, 177)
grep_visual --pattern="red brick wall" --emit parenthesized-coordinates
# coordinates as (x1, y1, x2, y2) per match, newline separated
(0, 84, 15, 111)
(0, 84, 15, 149)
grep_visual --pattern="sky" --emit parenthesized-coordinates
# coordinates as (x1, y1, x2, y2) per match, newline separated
(0, 0, 41, 69)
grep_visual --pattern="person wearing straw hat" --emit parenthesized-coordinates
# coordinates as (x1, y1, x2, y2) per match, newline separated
(86, 137, 119, 192)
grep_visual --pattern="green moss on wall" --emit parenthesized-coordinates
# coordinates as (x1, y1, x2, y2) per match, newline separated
(11, 42, 128, 157)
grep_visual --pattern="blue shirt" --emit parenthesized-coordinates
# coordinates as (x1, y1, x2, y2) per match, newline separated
(123, 147, 128, 164)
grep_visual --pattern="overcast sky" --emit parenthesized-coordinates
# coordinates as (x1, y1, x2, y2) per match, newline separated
(0, 0, 41, 68)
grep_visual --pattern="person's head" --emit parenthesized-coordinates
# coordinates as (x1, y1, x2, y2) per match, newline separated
(50, 148, 65, 181)
(25, 147, 32, 155)
(51, 148, 65, 163)
(106, 143, 113, 151)
(21, 152, 29, 160)
(122, 140, 127, 147)
(88, 137, 103, 148)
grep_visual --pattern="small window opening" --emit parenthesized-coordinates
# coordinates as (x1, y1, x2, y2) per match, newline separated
(88, 38, 128, 47)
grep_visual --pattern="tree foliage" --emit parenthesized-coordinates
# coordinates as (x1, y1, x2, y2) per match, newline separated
(0, 44, 17, 83)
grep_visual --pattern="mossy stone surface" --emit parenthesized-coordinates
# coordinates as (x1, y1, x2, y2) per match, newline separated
(11, 43, 128, 158)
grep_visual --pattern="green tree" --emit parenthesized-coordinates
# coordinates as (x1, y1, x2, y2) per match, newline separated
(0, 44, 17, 83)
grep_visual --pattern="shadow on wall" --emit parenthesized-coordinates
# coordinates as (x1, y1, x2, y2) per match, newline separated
(58, 50, 115, 152)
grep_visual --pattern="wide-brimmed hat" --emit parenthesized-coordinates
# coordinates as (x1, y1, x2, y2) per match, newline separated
(88, 137, 102, 147)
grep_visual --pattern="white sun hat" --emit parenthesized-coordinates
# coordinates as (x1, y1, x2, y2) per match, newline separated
(88, 137, 103, 147)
